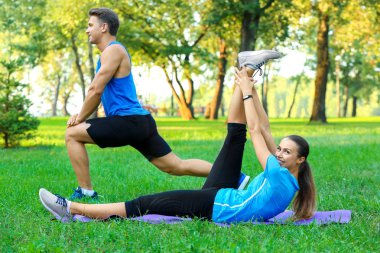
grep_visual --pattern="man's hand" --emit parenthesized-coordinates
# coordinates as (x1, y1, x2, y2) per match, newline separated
(67, 114, 82, 128)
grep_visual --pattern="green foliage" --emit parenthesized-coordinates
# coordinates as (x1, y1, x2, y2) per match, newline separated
(115, 0, 218, 72)
(1, 0, 379, 119)
(0, 117, 379, 251)
(0, 60, 40, 148)
(329, 0, 380, 103)
(0, 0, 48, 66)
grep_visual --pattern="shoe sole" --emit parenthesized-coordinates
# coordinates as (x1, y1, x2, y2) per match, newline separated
(238, 176, 250, 190)
(238, 50, 281, 58)
(39, 188, 72, 222)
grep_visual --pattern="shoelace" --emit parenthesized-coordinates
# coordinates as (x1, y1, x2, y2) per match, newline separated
(255, 67, 263, 77)
(246, 62, 264, 77)
(55, 194, 67, 207)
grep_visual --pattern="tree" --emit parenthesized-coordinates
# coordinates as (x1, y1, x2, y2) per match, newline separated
(208, 38, 228, 119)
(329, 0, 380, 117)
(309, 1, 332, 123)
(287, 70, 311, 118)
(40, 50, 76, 116)
(237, 0, 294, 114)
(307, 0, 380, 121)
(203, 0, 240, 119)
(240, 0, 276, 51)
(207, 0, 292, 119)
(0, 0, 46, 147)
(0, 60, 39, 148)
(115, 0, 218, 119)
(45, 0, 96, 102)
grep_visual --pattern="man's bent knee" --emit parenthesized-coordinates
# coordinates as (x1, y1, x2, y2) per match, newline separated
(65, 123, 94, 144)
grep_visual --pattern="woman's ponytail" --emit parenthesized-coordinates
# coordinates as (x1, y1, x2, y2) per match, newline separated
(292, 160, 316, 219)
(286, 135, 316, 220)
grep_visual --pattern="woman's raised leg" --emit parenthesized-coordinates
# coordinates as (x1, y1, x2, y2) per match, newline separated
(201, 82, 249, 189)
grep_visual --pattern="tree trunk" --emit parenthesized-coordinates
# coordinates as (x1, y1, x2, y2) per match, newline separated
(240, 0, 274, 51)
(71, 36, 86, 101)
(310, 12, 329, 123)
(343, 84, 349, 117)
(178, 101, 194, 120)
(62, 91, 71, 116)
(162, 65, 194, 120)
(240, 0, 260, 51)
(288, 75, 302, 118)
(186, 77, 195, 117)
(262, 63, 270, 114)
(204, 103, 211, 119)
(88, 41, 98, 119)
(351, 96, 357, 117)
(183, 55, 195, 118)
(88, 41, 95, 81)
(240, 9, 258, 51)
(4, 133, 9, 148)
(52, 73, 61, 116)
(209, 38, 227, 120)
(264, 78, 269, 115)
(335, 58, 341, 117)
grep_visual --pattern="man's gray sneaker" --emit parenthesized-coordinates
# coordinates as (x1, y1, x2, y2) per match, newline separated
(70, 186, 98, 200)
(39, 188, 73, 222)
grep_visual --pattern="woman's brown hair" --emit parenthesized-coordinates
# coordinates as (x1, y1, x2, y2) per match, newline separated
(286, 135, 316, 219)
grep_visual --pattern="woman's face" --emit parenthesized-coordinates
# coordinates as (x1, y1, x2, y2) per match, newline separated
(275, 138, 305, 170)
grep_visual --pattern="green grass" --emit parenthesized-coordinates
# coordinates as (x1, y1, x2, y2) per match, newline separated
(1, 117, 379, 252)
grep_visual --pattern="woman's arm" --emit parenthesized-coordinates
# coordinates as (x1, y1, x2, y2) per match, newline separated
(234, 67, 272, 169)
(250, 87, 277, 154)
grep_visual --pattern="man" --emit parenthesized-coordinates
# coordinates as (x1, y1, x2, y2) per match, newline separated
(65, 8, 214, 199)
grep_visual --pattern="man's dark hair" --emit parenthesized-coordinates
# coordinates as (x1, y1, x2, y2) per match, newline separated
(89, 8, 119, 36)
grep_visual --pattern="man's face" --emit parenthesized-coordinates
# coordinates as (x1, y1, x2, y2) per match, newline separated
(86, 16, 105, 44)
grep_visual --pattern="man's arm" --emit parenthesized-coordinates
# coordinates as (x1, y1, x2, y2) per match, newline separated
(68, 46, 124, 126)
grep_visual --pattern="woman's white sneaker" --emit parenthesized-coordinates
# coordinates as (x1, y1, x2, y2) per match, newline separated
(238, 50, 282, 75)
(39, 188, 73, 222)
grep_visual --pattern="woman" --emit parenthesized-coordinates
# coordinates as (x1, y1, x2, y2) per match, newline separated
(39, 50, 316, 223)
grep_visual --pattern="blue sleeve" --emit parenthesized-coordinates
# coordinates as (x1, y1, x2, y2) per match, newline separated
(264, 154, 282, 179)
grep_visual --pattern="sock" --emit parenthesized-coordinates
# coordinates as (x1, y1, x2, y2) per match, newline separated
(81, 188, 95, 197)
(66, 200, 72, 214)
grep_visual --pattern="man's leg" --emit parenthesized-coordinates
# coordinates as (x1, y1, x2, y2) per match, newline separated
(150, 153, 212, 177)
(65, 122, 96, 190)
(151, 78, 249, 179)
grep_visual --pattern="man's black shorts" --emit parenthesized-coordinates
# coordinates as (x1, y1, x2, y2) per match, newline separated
(86, 114, 172, 160)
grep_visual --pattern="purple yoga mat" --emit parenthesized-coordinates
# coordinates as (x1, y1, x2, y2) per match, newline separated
(72, 210, 351, 225)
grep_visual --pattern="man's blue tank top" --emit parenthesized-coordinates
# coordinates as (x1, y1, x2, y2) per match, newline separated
(212, 154, 299, 223)
(96, 41, 149, 116)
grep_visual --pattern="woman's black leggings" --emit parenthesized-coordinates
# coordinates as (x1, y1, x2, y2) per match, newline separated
(125, 123, 247, 220)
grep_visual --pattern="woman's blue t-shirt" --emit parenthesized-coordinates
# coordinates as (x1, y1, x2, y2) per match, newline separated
(212, 154, 299, 223)
(96, 41, 149, 116)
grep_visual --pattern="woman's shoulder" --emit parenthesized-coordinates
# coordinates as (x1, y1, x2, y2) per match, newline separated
(265, 154, 281, 170)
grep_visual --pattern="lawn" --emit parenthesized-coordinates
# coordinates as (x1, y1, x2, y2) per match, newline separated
(0, 117, 379, 252)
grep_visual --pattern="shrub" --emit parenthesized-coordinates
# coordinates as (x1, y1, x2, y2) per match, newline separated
(0, 60, 39, 148)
